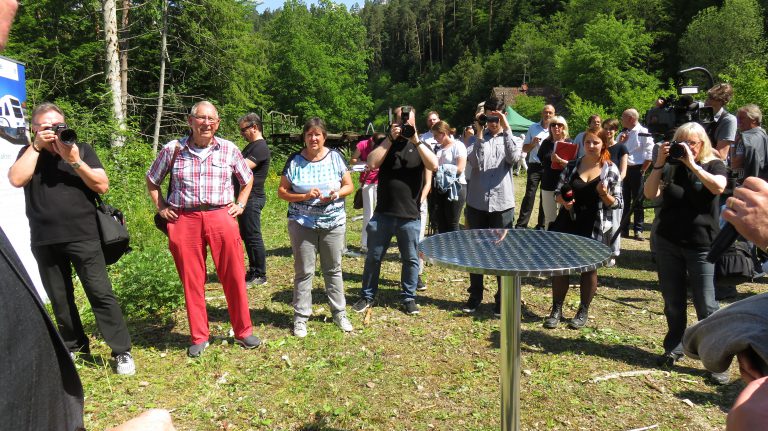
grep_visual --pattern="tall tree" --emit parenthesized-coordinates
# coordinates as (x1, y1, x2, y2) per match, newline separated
(679, 0, 767, 78)
(104, 0, 126, 147)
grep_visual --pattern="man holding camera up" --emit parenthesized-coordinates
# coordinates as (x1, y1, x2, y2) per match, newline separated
(353, 106, 438, 315)
(8, 102, 135, 374)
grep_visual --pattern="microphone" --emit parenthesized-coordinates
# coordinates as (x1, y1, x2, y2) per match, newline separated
(706, 222, 740, 263)
(560, 184, 576, 221)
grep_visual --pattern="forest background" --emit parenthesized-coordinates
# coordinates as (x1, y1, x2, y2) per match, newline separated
(4, 1, 768, 428)
(4, 0, 768, 328)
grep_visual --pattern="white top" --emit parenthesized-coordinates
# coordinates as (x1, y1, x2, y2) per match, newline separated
(436, 140, 468, 184)
(623, 123, 654, 166)
(523, 122, 549, 164)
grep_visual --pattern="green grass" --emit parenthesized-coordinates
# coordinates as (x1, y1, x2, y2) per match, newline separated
(71, 171, 764, 430)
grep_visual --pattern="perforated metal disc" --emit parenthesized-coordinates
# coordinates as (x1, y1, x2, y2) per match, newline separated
(419, 229, 612, 277)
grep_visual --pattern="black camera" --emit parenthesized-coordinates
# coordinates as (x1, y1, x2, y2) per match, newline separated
(399, 106, 416, 139)
(644, 67, 715, 140)
(667, 140, 689, 164)
(48, 123, 77, 146)
(477, 113, 487, 126)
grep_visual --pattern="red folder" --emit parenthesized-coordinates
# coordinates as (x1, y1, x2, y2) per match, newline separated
(551, 141, 577, 170)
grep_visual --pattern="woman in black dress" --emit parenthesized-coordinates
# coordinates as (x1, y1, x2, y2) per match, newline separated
(544, 130, 623, 329)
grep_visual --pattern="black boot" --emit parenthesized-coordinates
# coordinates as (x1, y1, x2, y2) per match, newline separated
(543, 301, 563, 329)
(568, 304, 589, 329)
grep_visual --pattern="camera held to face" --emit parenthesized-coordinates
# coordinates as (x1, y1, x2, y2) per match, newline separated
(667, 140, 689, 164)
(47, 123, 77, 146)
(398, 106, 416, 139)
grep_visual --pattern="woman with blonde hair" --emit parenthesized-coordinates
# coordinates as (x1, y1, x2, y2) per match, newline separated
(643, 122, 728, 383)
(537, 116, 573, 228)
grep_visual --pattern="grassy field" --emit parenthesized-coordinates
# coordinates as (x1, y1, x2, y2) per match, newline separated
(73, 172, 767, 430)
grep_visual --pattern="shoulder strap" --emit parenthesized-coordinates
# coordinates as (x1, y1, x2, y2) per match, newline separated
(166, 143, 181, 196)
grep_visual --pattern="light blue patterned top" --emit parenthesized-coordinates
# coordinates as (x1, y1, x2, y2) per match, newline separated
(281, 149, 348, 229)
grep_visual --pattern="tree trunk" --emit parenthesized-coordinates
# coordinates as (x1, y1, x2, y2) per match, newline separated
(103, 0, 126, 147)
(152, 0, 169, 154)
(119, 0, 129, 117)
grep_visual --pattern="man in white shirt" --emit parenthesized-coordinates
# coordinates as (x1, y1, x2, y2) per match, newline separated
(619, 108, 654, 240)
(515, 104, 555, 229)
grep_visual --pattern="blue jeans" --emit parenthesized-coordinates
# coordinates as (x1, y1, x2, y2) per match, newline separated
(238, 196, 266, 277)
(655, 234, 719, 355)
(360, 213, 421, 302)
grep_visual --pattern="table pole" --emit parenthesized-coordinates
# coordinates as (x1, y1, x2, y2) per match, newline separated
(500, 274, 521, 431)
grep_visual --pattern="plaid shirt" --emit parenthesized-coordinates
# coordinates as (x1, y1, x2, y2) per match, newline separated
(147, 136, 253, 208)
(554, 157, 623, 243)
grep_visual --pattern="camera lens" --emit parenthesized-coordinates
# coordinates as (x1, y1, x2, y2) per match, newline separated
(57, 128, 77, 145)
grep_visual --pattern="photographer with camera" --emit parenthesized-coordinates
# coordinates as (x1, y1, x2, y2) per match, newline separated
(353, 106, 438, 315)
(642, 122, 728, 382)
(461, 96, 521, 315)
(7, 102, 135, 375)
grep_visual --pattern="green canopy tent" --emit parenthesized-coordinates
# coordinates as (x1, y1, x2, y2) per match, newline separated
(505, 106, 534, 133)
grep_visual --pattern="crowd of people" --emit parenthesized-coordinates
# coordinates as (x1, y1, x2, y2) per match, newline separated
(4, 0, 768, 423)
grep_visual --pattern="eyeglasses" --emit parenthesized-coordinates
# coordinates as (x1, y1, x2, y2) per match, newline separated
(192, 115, 219, 124)
(239, 124, 253, 133)
(550, 123, 564, 128)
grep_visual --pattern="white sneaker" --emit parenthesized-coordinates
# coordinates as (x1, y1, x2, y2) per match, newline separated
(334, 313, 354, 332)
(114, 352, 136, 375)
(293, 320, 308, 338)
(606, 258, 616, 268)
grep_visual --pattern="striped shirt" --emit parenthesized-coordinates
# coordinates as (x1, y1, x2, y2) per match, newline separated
(146, 136, 252, 208)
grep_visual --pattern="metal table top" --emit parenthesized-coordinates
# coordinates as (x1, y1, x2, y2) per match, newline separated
(419, 229, 611, 277)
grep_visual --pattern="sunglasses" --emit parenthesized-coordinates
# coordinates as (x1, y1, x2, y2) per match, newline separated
(486, 116, 500, 123)
(550, 123, 565, 128)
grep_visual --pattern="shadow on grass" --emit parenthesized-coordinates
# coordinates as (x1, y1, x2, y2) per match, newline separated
(677, 382, 744, 413)
(614, 248, 655, 271)
(126, 315, 189, 350)
(485, 328, 716, 380)
(599, 274, 660, 291)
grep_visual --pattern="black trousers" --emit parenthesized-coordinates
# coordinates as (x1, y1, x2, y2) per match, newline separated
(464, 205, 515, 302)
(32, 239, 131, 356)
(622, 164, 645, 233)
(238, 195, 267, 278)
(434, 184, 466, 233)
(515, 163, 545, 229)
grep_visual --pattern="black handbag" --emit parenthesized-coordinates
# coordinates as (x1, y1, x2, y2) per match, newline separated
(95, 195, 131, 265)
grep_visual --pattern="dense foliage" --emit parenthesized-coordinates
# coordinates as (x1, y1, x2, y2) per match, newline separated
(5, 0, 768, 144)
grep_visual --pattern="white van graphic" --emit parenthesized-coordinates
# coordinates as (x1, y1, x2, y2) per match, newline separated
(0, 94, 27, 145)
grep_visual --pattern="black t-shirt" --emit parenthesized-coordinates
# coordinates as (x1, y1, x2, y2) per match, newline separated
(0, 228, 85, 430)
(538, 138, 570, 191)
(18, 143, 103, 246)
(608, 143, 629, 168)
(238, 138, 270, 198)
(656, 159, 728, 248)
(375, 138, 425, 219)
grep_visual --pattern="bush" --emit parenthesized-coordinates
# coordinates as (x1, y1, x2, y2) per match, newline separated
(109, 245, 184, 320)
(512, 94, 547, 122)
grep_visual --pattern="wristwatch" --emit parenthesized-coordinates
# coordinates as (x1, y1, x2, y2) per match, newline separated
(236, 201, 245, 209)
(69, 160, 82, 169)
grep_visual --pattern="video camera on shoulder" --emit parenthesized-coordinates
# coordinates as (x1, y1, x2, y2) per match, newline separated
(644, 67, 715, 141)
